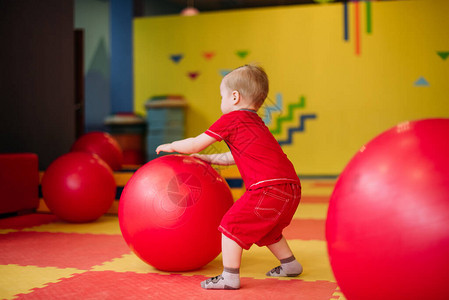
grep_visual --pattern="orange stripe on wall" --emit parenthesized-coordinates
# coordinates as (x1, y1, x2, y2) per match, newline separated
(355, 1, 361, 55)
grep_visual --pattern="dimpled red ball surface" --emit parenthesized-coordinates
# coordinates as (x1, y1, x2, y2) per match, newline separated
(326, 118, 449, 300)
(42, 152, 116, 223)
(119, 155, 234, 272)
(71, 132, 123, 171)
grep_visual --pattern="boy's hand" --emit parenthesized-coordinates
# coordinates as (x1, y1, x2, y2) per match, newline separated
(156, 143, 174, 154)
(155, 134, 216, 155)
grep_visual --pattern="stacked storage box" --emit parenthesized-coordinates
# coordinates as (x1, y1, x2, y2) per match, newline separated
(104, 113, 146, 165)
(145, 96, 187, 161)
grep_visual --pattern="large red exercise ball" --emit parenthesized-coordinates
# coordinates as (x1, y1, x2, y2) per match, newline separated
(119, 155, 234, 272)
(326, 118, 449, 300)
(42, 152, 116, 223)
(71, 132, 123, 171)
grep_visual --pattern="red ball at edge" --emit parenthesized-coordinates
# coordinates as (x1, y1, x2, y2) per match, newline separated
(326, 118, 449, 300)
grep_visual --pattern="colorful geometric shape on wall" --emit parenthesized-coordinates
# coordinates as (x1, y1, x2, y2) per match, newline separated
(203, 52, 215, 60)
(262, 93, 283, 125)
(267, 95, 317, 146)
(170, 54, 184, 64)
(236, 50, 250, 59)
(277, 114, 317, 146)
(343, 2, 349, 41)
(366, 1, 372, 34)
(187, 72, 200, 80)
(343, 1, 373, 55)
(354, 1, 361, 55)
(414, 76, 429, 87)
(437, 51, 449, 60)
(219, 69, 232, 77)
(270, 96, 306, 135)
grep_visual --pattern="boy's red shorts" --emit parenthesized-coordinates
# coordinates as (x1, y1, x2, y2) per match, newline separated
(219, 183, 301, 250)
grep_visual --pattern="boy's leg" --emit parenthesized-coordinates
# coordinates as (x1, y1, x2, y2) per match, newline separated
(221, 233, 243, 268)
(201, 234, 242, 290)
(267, 236, 293, 259)
(266, 236, 303, 277)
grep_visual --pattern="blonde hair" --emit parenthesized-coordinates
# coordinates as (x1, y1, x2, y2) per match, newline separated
(223, 64, 269, 109)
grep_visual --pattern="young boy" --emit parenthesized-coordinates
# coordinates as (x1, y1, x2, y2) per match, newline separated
(156, 64, 302, 290)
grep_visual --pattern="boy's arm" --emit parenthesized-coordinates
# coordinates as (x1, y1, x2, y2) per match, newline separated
(192, 152, 235, 166)
(156, 133, 216, 155)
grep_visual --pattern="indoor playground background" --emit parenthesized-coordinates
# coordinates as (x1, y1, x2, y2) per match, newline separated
(1, 1, 449, 299)
(134, 0, 449, 176)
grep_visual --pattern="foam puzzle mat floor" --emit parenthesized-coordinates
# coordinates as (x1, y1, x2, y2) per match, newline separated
(0, 178, 345, 300)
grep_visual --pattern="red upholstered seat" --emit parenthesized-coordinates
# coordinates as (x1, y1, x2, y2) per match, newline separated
(0, 153, 39, 215)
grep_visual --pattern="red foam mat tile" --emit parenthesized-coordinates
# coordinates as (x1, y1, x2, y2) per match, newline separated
(15, 271, 338, 300)
(0, 231, 130, 269)
(283, 219, 326, 241)
(0, 213, 58, 230)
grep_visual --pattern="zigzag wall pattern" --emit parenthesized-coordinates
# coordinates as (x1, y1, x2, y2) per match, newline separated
(277, 114, 317, 146)
(269, 95, 306, 135)
(267, 95, 317, 146)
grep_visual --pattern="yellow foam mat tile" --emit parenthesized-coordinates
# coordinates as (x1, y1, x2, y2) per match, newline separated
(22, 216, 121, 235)
(301, 187, 334, 197)
(91, 253, 157, 273)
(0, 264, 85, 300)
(0, 229, 18, 234)
(301, 191, 332, 197)
(294, 203, 329, 220)
(93, 240, 335, 283)
(332, 287, 347, 300)
(92, 253, 223, 278)
(240, 240, 335, 282)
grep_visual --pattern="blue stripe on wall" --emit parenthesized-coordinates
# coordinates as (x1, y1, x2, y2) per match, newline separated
(343, 2, 349, 41)
(110, 0, 133, 113)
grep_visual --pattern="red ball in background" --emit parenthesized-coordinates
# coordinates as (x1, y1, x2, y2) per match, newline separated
(326, 119, 449, 300)
(42, 152, 117, 223)
(71, 132, 123, 171)
(119, 155, 234, 272)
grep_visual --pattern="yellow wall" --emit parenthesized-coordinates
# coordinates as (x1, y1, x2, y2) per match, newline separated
(134, 0, 449, 175)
